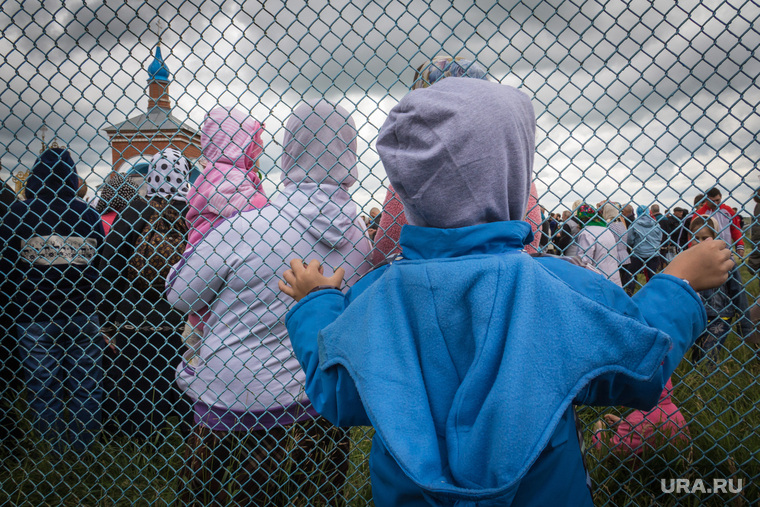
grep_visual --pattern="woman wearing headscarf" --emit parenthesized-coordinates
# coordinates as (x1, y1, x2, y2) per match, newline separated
(167, 101, 371, 505)
(601, 202, 631, 287)
(97, 148, 192, 444)
(94, 171, 144, 428)
(575, 203, 623, 286)
(96, 172, 142, 235)
(372, 56, 544, 264)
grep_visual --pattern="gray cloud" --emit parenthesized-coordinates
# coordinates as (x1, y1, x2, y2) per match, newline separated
(1, 0, 758, 213)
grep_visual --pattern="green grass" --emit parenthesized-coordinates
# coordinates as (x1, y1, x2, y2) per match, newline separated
(0, 428, 186, 506)
(0, 417, 377, 506)
(581, 264, 760, 506)
(1, 267, 758, 506)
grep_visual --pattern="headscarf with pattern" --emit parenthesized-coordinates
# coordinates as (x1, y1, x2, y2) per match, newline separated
(576, 203, 607, 227)
(96, 172, 139, 214)
(146, 148, 191, 202)
(411, 55, 488, 90)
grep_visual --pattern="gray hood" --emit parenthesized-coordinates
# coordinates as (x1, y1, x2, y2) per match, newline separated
(279, 100, 363, 248)
(281, 100, 358, 188)
(377, 77, 535, 228)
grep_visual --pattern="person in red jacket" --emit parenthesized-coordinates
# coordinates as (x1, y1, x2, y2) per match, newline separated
(695, 187, 744, 256)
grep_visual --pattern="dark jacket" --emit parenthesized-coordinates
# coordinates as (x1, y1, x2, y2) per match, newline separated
(0, 183, 17, 337)
(0, 183, 16, 212)
(553, 218, 581, 255)
(0, 149, 104, 323)
(96, 197, 188, 334)
(658, 215, 679, 251)
(698, 266, 752, 336)
(673, 216, 691, 250)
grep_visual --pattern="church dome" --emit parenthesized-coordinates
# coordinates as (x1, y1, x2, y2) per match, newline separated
(147, 46, 170, 82)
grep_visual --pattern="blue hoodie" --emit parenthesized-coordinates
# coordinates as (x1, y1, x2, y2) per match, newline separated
(284, 79, 706, 506)
(287, 223, 705, 506)
(0, 148, 104, 323)
(627, 207, 663, 260)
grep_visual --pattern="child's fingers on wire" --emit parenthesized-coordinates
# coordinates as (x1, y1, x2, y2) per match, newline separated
(282, 269, 296, 286)
(278, 279, 295, 298)
(327, 267, 345, 287)
(290, 258, 307, 273)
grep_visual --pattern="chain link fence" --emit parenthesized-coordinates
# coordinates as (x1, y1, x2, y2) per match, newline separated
(1, 0, 759, 505)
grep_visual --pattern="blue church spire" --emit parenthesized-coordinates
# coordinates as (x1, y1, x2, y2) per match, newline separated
(147, 45, 170, 82)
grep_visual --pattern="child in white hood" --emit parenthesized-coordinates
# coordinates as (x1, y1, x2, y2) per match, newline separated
(166, 100, 371, 505)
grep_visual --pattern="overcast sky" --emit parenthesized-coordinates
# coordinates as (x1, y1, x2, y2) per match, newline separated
(1, 0, 758, 213)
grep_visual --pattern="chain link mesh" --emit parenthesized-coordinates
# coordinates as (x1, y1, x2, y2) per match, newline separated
(1, 0, 758, 505)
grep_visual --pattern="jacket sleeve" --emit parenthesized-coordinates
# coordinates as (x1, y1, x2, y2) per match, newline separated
(617, 225, 629, 250)
(575, 230, 595, 265)
(165, 225, 234, 313)
(285, 289, 370, 427)
(726, 206, 744, 248)
(554, 223, 571, 253)
(96, 202, 150, 328)
(728, 267, 752, 336)
(626, 225, 638, 249)
(575, 274, 706, 409)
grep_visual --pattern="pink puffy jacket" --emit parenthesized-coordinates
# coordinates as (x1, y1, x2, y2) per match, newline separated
(186, 106, 268, 245)
(593, 378, 691, 457)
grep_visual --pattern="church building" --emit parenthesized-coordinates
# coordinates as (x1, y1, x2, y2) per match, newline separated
(104, 43, 201, 178)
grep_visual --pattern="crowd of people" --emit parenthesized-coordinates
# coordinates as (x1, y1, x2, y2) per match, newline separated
(546, 194, 746, 281)
(0, 55, 758, 506)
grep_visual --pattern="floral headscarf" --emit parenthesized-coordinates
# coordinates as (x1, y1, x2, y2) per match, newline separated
(411, 55, 488, 90)
(576, 203, 606, 227)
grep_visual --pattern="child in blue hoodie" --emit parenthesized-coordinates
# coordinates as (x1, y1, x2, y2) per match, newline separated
(279, 78, 733, 506)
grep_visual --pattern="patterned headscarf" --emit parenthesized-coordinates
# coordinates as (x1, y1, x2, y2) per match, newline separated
(411, 55, 488, 90)
(146, 148, 191, 202)
(576, 203, 606, 227)
(96, 172, 138, 213)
